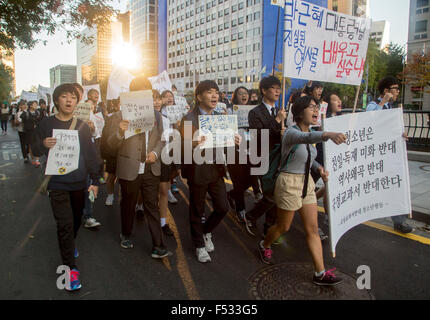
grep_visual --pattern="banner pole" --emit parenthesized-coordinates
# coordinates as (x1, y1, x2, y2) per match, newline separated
(272, 6, 281, 75)
(353, 85, 360, 113)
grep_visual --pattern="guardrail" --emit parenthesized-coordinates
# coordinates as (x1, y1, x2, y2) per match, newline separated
(341, 109, 430, 152)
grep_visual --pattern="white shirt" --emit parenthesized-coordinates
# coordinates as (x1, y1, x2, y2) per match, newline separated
(138, 133, 150, 174)
(263, 99, 276, 116)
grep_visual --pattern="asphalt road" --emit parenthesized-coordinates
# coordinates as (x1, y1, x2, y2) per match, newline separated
(1, 128, 429, 300)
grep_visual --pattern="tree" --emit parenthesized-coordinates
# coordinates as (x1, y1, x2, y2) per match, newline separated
(401, 52, 430, 92)
(0, 62, 13, 101)
(0, 1, 116, 51)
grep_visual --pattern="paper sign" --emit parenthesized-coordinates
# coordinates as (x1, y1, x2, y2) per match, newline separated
(45, 129, 80, 176)
(148, 71, 173, 93)
(165, 105, 188, 123)
(90, 112, 105, 139)
(199, 115, 238, 149)
(120, 90, 155, 139)
(323, 109, 411, 254)
(74, 102, 93, 121)
(232, 105, 255, 128)
(21, 90, 38, 102)
(214, 102, 228, 114)
(283, 0, 371, 85)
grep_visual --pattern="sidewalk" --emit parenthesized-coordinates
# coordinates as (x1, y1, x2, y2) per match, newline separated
(409, 161, 430, 216)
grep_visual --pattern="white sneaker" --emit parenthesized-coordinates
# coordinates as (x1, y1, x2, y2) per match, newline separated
(105, 194, 114, 206)
(84, 217, 101, 228)
(196, 247, 211, 263)
(203, 233, 214, 253)
(168, 190, 178, 204)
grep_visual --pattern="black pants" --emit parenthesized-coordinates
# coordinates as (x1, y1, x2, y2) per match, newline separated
(189, 178, 229, 249)
(1, 120, 7, 132)
(119, 168, 164, 248)
(18, 131, 28, 158)
(49, 189, 85, 268)
(246, 188, 277, 235)
(227, 163, 250, 212)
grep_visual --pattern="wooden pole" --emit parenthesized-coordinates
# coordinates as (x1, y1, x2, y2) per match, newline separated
(281, 77, 286, 129)
(352, 85, 360, 113)
(272, 7, 281, 75)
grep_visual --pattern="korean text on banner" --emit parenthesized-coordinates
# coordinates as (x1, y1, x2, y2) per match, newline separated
(74, 102, 92, 121)
(198, 115, 238, 149)
(323, 109, 411, 254)
(148, 70, 173, 93)
(283, 0, 371, 85)
(45, 129, 80, 176)
(120, 90, 155, 139)
(232, 105, 255, 128)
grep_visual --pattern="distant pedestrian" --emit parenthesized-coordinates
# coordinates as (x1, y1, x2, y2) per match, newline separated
(1, 101, 9, 135)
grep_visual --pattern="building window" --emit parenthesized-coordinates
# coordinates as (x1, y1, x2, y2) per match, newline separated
(417, 0, 429, 8)
(416, 20, 428, 33)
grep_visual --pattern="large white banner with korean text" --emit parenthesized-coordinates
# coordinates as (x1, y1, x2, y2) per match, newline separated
(283, 0, 371, 85)
(323, 109, 411, 254)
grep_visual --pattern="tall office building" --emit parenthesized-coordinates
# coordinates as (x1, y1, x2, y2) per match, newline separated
(76, 18, 127, 85)
(130, 0, 159, 76)
(49, 65, 77, 88)
(0, 46, 16, 98)
(370, 21, 391, 52)
(405, 0, 430, 110)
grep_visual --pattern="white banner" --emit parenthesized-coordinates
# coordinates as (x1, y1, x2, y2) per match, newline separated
(232, 105, 255, 128)
(120, 90, 155, 139)
(83, 84, 101, 103)
(271, 0, 284, 7)
(323, 109, 411, 254)
(45, 129, 80, 176)
(106, 66, 135, 100)
(148, 70, 173, 94)
(20, 90, 38, 102)
(283, 0, 371, 85)
(74, 102, 92, 121)
(199, 115, 238, 149)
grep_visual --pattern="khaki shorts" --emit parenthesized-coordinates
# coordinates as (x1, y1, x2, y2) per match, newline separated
(274, 172, 317, 212)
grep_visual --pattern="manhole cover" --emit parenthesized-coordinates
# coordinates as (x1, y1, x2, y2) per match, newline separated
(249, 263, 373, 300)
(420, 165, 430, 173)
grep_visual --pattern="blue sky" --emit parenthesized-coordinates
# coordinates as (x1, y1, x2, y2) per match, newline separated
(14, 0, 410, 95)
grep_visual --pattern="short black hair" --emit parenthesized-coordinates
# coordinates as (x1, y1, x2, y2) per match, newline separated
(52, 83, 80, 110)
(304, 81, 323, 95)
(39, 99, 46, 105)
(27, 100, 37, 108)
(87, 89, 99, 96)
(195, 80, 219, 102)
(232, 86, 249, 105)
(259, 76, 281, 96)
(377, 76, 400, 96)
(292, 96, 315, 123)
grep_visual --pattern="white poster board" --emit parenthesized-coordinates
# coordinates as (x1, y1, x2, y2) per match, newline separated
(21, 91, 38, 102)
(232, 105, 255, 128)
(106, 66, 135, 100)
(74, 102, 92, 121)
(148, 70, 173, 93)
(323, 109, 411, 254)
(120, 90, 155, 139)
(198, 115, 238, 149)
(283, 0, 371, 85)
(165, 105, 188, 123)
(45, 129, 80, 176)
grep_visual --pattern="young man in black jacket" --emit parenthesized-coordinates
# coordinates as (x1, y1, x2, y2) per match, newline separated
(33, 83, 101, 291)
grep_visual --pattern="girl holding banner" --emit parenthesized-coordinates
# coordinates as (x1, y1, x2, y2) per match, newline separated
(259, 96, 347, 286)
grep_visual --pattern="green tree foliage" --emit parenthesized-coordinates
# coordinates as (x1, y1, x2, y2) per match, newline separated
(0, 0, 116, 50)
(0, 62, 13, 101)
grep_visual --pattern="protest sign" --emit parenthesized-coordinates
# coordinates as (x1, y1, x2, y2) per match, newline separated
(323, 109, 411, 255)
(37, 85, 53, 102)
(45, 129, 80, 176)
(21, 90, 38, 102)
(214, 102, 228, 114)
(283, 0, 371, 85)
(106, 66, 135, 100)
(120, 90, 155, 139)
(198, 115, 238, 149)
(83, 84, 101, 103)
(232, 105, 255, 128)
(74, 102, 92, 121)
(90, 112, 105, 139)
(148, 71, 173, 93)
(165, 105, 188, 123)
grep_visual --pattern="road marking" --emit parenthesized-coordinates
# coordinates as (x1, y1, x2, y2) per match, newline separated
(10, 153, 17, 160)
(3, 151, 10, 161)
(0, 163, 13, 168)
(166, 207, 200, 300)
(317, 206, 430, 246)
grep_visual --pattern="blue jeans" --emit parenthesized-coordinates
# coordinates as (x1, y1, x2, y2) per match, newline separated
(83, 176, 94, 220)
(391, 214, 407, 226)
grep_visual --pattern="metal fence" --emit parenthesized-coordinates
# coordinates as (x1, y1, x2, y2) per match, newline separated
(341, 109, 430, 152)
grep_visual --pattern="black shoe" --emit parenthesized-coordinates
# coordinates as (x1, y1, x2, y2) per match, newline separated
(394, 222, 413, 234)
(162, 224, 174, 236)
(136, 210, 144, 221)
(151, 247, 172, 259)
(313, 269, 343, 286)
(244, 214, 258, 237)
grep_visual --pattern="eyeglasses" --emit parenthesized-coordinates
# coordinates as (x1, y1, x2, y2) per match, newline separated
(307, 104, 320, 111)
(390, 86, 400, 91)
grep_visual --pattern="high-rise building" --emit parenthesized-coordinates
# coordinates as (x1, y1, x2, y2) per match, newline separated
(130, 0, 159, 76)
(0, 46, 16, 98)
(328, 0, 369, 17)
(76, 18, 128, 85)
(405, 0, 430, 110)
(49, 65, 77, 88)
(370, 21, 391, 52)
